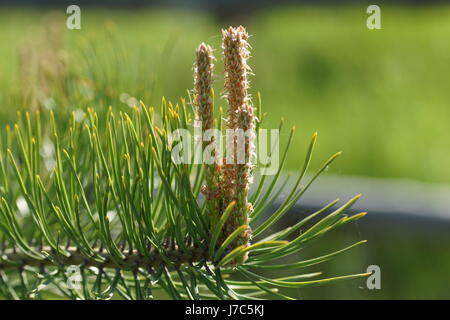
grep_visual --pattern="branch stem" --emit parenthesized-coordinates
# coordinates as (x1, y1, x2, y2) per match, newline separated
(0, 244, 208, 271)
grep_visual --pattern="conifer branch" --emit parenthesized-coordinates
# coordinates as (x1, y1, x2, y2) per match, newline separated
(0, 26, 369, 300)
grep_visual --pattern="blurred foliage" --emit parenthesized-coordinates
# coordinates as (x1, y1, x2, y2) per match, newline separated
(1, 5, 450, 183)
(0, 4, 449, 299)
(274, 218, 450, 299)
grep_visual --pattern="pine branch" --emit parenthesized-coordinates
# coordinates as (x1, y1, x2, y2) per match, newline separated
(0, 240, 207, 272)
(0, 26, 369, 300)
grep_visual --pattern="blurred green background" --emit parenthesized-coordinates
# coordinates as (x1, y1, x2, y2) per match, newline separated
(0, 3, 449, 299)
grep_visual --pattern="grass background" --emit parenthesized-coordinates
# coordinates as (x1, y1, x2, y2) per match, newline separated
(0, 4, 449, 299)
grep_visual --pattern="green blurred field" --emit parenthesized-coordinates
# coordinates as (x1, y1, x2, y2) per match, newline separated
(1, 5, 450, 183)
(1, 5, 450, 299)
